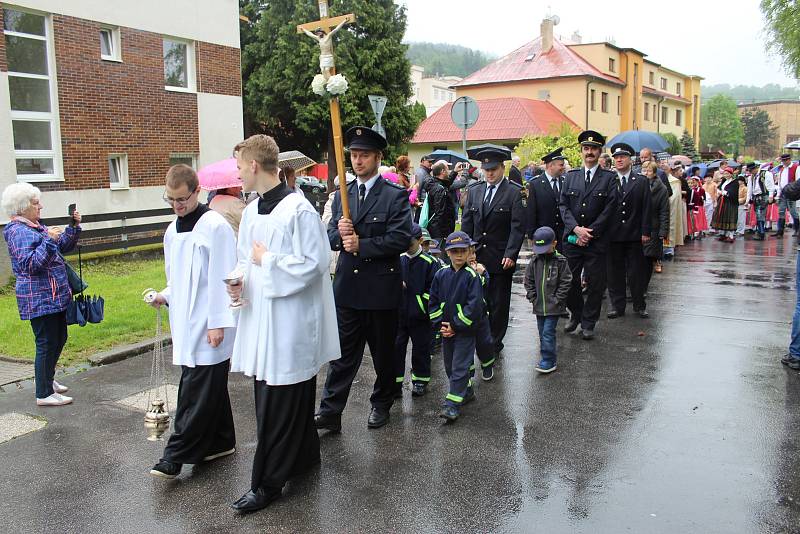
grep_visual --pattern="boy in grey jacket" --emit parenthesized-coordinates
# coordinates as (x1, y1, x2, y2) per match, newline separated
(523, 226, 572, 373)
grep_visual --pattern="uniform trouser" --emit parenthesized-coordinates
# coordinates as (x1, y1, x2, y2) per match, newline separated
(319, 307, 399, 415)
(162, 360, 235, 464)
(30, 311, 67, 399)
(565, 247, 607, 331)
(643, 257, 657, 295)
(470, 315, 495, 379)
(251, 377, 319, 492)
(607, 241, 647, 314)
(778, 196, 799, 232)
(393, 319, 433, 389)
(442, 335, 476, 407)
(486, 270, 514, 350)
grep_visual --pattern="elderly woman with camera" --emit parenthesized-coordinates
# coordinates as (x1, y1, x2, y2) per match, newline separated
(2, 183, 81, 406)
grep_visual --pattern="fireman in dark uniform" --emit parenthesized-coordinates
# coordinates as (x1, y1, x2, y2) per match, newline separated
(606, 142, 652, 319)
(461, 144, 526, 354)
(316, 126, 413, 431)
(559, 130, 618, 340)
(526, 147, 566, 250)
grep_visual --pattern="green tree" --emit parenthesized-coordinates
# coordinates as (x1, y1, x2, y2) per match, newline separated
(406, 42, 494, 78)
(679, 130, 700, 162)
(240, 0, 424, 165)
(761, 0, 800, 79)
(699, 94, 744, 153)
(514, 123, 582, 169)
(740, 108, 778, 158)
(662, 133, 682, 156)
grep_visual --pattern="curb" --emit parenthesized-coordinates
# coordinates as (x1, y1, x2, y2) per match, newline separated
(0, 355, 32, 364)
(88, 337, 172, 366)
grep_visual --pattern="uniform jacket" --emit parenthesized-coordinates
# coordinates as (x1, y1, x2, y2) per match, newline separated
(424, 177, 456, 239)
(559, 167, 618, 253)
(609, 171, 652, 242)
(429, 264, 484, 335)
(523, 252, 572, 316)
(400, 250, 440, 323)
(461, 178, 526, 274)
(4, 220, 80, 320)
(328, 176, 413, 310)
(526, 173, 564, 240)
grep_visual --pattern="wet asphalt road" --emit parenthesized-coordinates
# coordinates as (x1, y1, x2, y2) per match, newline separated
(1, 235, 800, 533)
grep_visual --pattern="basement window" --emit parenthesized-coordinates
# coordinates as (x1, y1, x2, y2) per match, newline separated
(100, 27, 121, 61)
(109, 154, 129, 190)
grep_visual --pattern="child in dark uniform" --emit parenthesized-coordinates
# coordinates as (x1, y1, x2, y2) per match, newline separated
(394, 223, 441, 398)
(468, 242, 496, 381)
(429, 231, 484, 422)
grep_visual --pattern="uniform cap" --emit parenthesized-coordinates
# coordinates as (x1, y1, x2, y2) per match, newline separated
(542, 147, 567, 164)
(467, 144, 512, 170)
(610, 143, 635, 158)
(444, 231, 472, 250)
(578, 130, 605, 147)
(345, 126, 388, 151)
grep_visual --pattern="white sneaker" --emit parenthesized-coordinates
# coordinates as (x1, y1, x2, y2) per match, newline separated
(53, 380, 69, 393)
(36, 393, 72, 406)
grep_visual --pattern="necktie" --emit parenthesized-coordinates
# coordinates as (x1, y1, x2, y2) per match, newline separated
(552, 178, 559, 195)
(484, 184, 495, 211)
(623, 175, 628, 187)
(359, 183, 366, 207)
(585, 170, 591, 185)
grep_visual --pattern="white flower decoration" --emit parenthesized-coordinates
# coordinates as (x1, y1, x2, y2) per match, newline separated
(311, 74, 327, 96)
(326, 74, 349, 96)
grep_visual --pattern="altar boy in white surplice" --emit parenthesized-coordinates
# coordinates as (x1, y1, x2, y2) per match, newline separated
(148, 164, 238, 480)
(227, 135, 340, 514)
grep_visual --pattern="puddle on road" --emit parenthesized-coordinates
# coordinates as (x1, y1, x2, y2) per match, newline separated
(707, 268, 794, 290)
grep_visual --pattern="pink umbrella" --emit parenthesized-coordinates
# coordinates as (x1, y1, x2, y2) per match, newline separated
(197, 158, 241, 191)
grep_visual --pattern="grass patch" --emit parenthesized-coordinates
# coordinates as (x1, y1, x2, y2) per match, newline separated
(0, 255, 169, 365)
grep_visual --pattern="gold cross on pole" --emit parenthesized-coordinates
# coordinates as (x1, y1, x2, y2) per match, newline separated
(298, 1, 356, 219)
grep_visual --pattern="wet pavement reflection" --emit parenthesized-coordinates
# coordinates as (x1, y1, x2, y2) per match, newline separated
(1, 236, 799, 532)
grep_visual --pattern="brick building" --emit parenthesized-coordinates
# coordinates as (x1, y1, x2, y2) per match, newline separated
(0, 0, 243, 283)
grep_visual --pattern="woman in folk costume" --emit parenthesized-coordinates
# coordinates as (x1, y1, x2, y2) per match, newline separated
(227, 135, 340, 514)
(765, 164, 780, 230)
(712, 166, 740, 242)
(664, 162, 686, 258)
(686, 177, 708, 239)
(149, 164, 238, 479)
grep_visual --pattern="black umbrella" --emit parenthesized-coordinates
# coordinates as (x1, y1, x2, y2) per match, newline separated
(426, 149, 469, 165)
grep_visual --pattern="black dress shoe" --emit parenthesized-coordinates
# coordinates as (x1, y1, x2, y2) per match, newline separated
(564, 319, 579, 333)
(314, 413, 341, 433)
(367, 408, 390, 429)
(230, 487, 282, 514)
(581, 329, 595, 340)
(607, 310, 624, 319)
(636, 309, 649, 318)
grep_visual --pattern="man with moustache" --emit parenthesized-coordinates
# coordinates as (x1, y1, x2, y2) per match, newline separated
(559, 131, 618, 340)
(526, 147, 567, 252)
(605, 143, 652, 320)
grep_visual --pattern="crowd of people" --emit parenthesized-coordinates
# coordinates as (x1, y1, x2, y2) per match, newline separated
(4, 123, 800, 514)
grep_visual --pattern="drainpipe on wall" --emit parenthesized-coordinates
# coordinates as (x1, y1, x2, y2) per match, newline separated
(586, 78, 594, 129)
(656, 96, 665, 133)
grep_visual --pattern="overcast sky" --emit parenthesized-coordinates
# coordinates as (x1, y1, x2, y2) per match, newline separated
(399, 0, 798, 87)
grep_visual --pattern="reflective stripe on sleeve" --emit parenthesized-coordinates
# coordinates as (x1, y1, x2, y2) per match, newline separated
(456, 303, 473, 326)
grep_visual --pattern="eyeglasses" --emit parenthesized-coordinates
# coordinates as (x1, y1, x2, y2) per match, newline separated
(162, 189, 198, 206)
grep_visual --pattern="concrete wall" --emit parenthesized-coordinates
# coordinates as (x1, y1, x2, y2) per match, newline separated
(197, 93, 243, 168)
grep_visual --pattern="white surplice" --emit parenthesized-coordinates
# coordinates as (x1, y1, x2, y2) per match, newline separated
(161, 210, 237, 367)
(231, 192, 340, 385)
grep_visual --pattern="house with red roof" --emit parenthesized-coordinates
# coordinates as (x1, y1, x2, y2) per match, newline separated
(410, 15, 702, 163)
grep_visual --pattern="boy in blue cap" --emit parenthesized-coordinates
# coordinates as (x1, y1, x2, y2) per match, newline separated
(394, 223, 441, 397)
(523, 226, 572, 373)
(429, 231, 485, 421)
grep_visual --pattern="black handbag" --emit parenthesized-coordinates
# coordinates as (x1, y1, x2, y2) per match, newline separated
(66, 246, 104, 326)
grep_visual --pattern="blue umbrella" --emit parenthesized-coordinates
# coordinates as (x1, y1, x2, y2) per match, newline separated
(686, 163, 709, 178)
(605, 130, 668, 152)
(426, 149, 469, 165)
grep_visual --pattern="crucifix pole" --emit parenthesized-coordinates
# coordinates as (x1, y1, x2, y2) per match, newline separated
(298, 2, 356, 219)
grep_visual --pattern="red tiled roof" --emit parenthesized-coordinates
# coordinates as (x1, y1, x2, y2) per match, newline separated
(411, 97, 578, 144)
(642, 86, 691, 104)
(455, 37, 624, 88)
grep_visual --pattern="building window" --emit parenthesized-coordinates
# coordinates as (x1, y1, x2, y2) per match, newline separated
(163, 37, 195, 91)
(100, 26, 121, 61)
(661, 106, 668, 125)
(617, 95, 621, 115)
(538, 89, 551, 100)
(590, 89, 596, 111)
(108, 154, 129, 189)
(660, 77, 667, 90)
(608, 58, 615, 72)
(649, 71, 654, 85)
(169, 153, 197, 169)
(676, 81, 681, 95)
(4, 7, 62, 182)
(644, 102, 650, 121)
(601, 92, 608, 113)
(676, 109, 682, 126)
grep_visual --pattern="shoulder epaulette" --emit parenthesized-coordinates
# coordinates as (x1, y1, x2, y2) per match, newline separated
(384, 180, 406, 190)
(468, 180, 486, 189)
(507, 180, 522, 189)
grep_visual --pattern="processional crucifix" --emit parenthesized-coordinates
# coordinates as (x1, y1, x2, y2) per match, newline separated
(298, 1, 356, 218)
